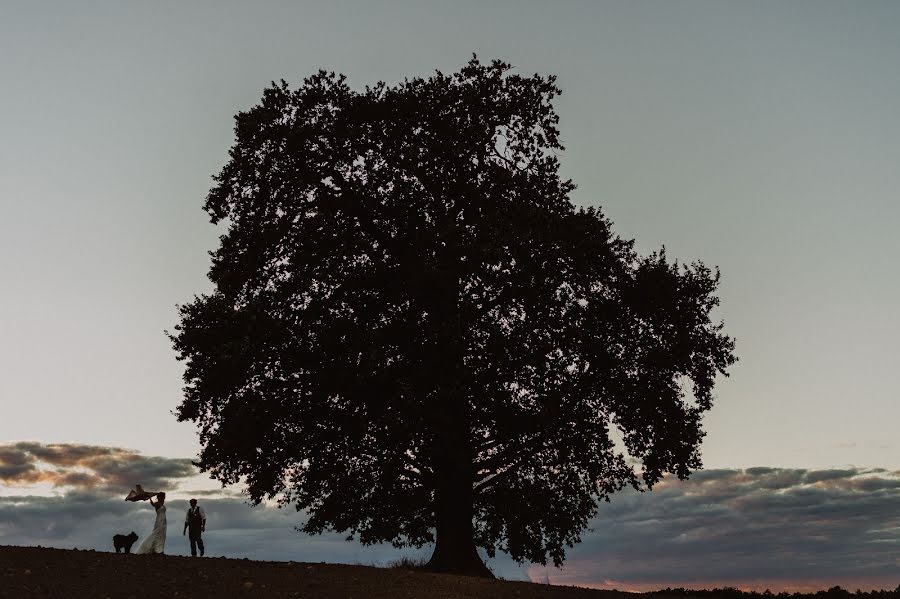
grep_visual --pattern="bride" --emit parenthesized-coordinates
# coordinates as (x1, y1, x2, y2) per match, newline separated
(136, 492, 167, 554)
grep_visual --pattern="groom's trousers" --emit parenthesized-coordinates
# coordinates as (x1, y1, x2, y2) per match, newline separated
(189, 530, 205, 557)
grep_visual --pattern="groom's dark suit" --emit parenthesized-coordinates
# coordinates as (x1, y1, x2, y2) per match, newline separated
(184, 502, 206, 556)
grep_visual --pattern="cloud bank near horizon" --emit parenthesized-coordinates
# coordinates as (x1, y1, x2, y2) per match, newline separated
(0, 442, 196, 492)
(0, 441, 419, 568)
(531, 466, 900, 592)
(1, 442, 898, 591)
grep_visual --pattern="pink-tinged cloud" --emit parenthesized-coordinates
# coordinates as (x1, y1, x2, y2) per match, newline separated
(0, 442, 196, 491)
(530, 569, 900, 594)
(527, 467, 900, 592)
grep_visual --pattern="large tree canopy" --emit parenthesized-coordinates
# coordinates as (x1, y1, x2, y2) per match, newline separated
(171, 58, 736, 577)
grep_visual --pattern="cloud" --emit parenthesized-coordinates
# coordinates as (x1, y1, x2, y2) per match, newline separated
(0, 442, 196, 492)
(529, 467, 900, 592)
(0, 491, 426, 567)
(0, 442, 427, 569)
(2, 449, 899, 591)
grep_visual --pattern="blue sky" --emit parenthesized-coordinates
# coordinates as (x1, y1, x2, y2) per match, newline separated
(1, 1, 899, 591)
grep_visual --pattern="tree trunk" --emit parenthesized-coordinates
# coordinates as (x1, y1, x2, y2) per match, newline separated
(425, 475, 493, 578)
(424, 252, 491, 577)
(424, 391, 493, 578)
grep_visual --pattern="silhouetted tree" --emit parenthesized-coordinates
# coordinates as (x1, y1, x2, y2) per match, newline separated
(171, 57, 737, 577)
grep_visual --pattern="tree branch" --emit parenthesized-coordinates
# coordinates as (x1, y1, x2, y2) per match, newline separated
(473, 439, 551, 494)
(472, 428, 551, 485)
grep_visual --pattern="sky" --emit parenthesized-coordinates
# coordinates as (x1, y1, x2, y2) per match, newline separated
(1, 0, 899, 592)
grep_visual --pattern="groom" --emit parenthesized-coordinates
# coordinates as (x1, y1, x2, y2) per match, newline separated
(183, 498, 206, 557)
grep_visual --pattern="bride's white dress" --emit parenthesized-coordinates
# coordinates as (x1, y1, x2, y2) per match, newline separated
(136, 504, 167, 554)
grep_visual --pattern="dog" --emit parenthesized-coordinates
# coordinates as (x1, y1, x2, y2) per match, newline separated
(113, 531, 139, 553)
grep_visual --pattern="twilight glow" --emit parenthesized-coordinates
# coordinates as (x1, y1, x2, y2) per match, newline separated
(2, 1, 899, 591)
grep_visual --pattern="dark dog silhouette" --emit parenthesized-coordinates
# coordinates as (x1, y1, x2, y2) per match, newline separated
(113, 531, 139, 553)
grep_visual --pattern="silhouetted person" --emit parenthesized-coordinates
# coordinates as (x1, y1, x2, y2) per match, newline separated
(136, 492, 167, 554)
(183, 498, 206, 557)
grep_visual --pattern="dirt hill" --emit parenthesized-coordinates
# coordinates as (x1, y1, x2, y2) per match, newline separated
(0, 545, 625, 599)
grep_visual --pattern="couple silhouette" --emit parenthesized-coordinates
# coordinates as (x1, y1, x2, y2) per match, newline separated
(124, 486, 207, 556)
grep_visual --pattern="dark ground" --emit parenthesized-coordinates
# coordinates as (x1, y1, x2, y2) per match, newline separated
(0, 545, 623, 599)
(2, 546, 896, 599)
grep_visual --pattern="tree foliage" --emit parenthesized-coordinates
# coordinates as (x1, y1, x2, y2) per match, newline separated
(171, 57, 736, 572)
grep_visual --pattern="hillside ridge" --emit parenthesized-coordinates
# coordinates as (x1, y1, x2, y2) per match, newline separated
(0, 545, 624, 599)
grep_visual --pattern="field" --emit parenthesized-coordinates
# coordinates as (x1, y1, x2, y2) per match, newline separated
(0, 545, 623, 599)
(1, 546, 895, 599)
